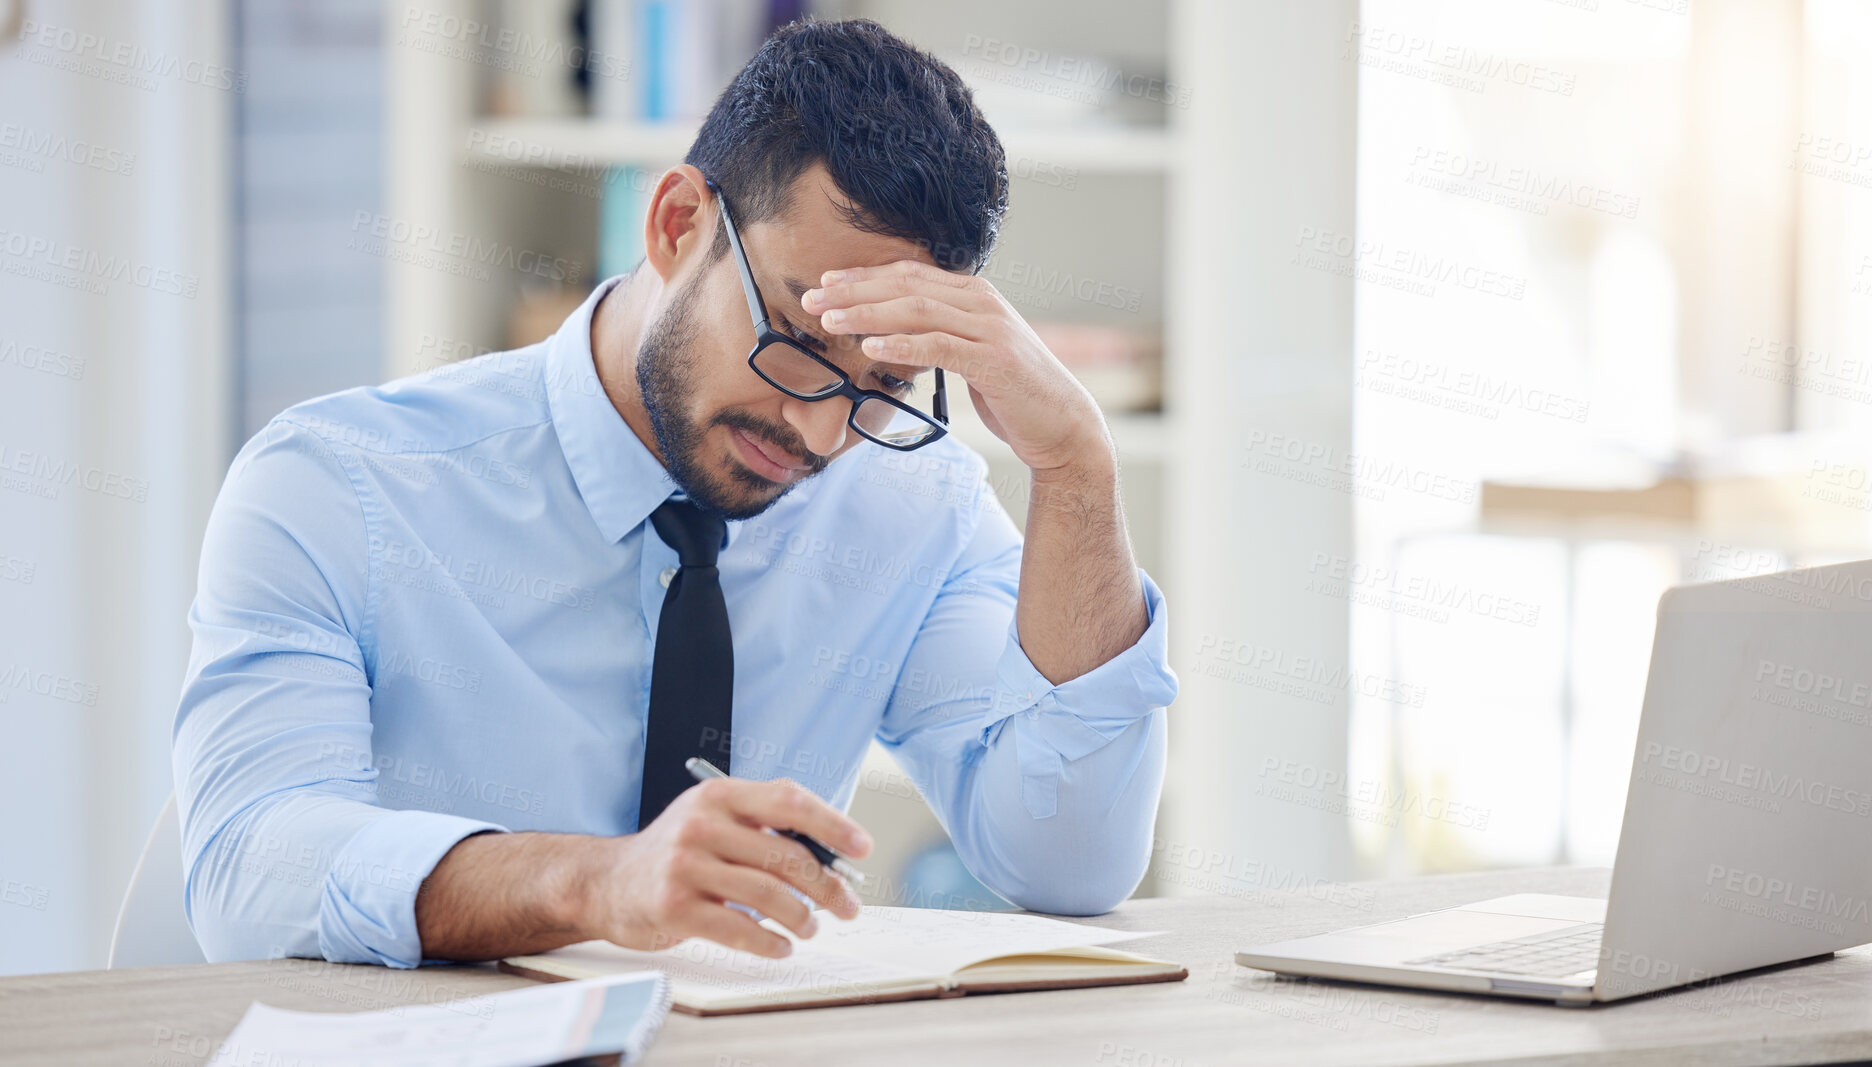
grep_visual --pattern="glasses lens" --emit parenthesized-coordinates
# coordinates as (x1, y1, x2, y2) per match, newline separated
(752, 341, 844, 398)
(853, 372, 942, 447)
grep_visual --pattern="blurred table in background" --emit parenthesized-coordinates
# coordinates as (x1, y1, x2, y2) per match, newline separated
(1364, 471, 1872, 878)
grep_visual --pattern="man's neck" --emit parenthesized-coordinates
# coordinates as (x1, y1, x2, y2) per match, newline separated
(589, 269, 665, 465)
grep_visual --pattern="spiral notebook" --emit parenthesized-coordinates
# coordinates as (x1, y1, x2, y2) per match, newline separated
(501, 906, 1186, 1016)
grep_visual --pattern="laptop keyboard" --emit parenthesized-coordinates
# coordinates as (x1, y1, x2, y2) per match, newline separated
(1403, 922, 1603, 978)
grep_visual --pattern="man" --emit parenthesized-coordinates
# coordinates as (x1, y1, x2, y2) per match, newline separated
(173, 18, 1175, 969)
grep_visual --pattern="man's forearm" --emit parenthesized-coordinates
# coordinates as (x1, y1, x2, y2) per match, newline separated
(414, 830, 594, 962)
(1016, 443, 1149, 685)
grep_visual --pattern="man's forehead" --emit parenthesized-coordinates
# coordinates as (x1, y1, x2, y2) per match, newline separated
(757, 166, 938, 271)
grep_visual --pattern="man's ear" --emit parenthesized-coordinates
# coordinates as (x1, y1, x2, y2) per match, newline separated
(642, 164, 714, 285)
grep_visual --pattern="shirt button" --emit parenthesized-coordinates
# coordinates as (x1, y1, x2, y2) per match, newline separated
(659, 567, 677, 588)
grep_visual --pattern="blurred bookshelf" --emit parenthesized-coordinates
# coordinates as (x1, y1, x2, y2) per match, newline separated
(388, 0, 1186, 471)
(386, 0, 1189, 898)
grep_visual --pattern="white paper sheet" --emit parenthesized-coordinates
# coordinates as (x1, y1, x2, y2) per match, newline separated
(791, 906, 1163, 976)
(208, 969, 669, 1067)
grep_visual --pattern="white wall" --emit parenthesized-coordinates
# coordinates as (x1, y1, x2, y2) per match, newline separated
(0, 0, 231, 975)
(1162, 0, 1360, 890)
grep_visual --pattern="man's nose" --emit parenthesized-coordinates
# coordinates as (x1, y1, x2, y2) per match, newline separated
(785, 397, 849, 458)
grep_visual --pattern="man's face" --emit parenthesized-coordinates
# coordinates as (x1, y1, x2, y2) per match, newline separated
(637, 167, 937, 521)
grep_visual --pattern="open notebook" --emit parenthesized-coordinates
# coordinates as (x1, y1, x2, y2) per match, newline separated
(501, 907, 1187, 1016)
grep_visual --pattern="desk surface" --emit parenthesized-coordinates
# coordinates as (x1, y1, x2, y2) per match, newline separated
(5, 866, 1870, 1067)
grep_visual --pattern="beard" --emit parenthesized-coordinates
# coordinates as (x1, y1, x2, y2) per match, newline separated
(635, 270, 830, 521)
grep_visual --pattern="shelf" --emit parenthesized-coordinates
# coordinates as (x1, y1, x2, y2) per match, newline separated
(463, 117, 1181, 174)
(988, 124, 1182, 173)
(466, 118, 696, 168)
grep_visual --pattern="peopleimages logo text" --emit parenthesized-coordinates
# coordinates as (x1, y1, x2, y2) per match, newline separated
(1756, 659, 1872, 708)
(1641, 742, 1872, 817)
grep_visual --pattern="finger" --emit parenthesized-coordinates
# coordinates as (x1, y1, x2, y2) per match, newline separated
(672, 898, 795, 959)
(802, 273, 995, 318)
(861, 332, 1008, 389)
(699, 860, 819, 939)
(818, 294, 984, 344)
(821, 259, 977, 291)
(712, 820, 861, 918)
(719, 778, 873, 859)
(663, 803, 857, 918)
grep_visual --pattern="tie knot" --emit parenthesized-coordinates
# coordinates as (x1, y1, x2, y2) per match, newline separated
(650, 497, 726, 568)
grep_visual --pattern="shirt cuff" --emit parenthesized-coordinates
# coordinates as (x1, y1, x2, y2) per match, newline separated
(317, 809, 508, 968)
(982, 568, 1179, 818)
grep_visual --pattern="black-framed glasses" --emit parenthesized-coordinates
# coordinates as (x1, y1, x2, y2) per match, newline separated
(708, 179, 948, 451)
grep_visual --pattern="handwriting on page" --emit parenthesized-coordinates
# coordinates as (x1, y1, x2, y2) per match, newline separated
(661, 935, 920, 995)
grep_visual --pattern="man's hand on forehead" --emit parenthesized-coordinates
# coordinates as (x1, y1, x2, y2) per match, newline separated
(801, 260, 1112, 475)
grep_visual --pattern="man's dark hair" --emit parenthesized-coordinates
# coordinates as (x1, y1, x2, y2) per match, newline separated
(684, 18, 1008, 274)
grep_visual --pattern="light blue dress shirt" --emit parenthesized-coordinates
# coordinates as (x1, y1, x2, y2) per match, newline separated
(173, 276, 1177, 968)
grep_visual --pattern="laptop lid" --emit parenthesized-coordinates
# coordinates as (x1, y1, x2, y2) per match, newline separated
(1597, 561, 1872, 1000)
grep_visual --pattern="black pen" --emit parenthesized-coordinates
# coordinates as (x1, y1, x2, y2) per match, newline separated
(685, 757, 867, 886)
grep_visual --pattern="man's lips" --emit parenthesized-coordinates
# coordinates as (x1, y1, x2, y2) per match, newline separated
(731, 426, 810, 477)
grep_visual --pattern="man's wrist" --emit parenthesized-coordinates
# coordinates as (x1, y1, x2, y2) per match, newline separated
(1032, 421, 1116, 472)
(544, 833, 607, 940)
(1029, 430, 1119, 503)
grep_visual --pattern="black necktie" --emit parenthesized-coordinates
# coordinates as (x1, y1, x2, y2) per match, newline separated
(638, 497, 734, 828)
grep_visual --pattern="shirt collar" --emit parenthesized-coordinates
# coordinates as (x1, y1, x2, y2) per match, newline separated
(546, 275, 743, 550)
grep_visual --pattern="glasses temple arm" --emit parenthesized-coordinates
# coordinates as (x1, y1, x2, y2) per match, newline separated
(710, 182, 772, 330)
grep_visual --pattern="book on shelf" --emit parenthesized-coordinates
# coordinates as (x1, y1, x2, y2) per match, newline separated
(586, 0, 642, 120)
(501, 905, 1186, 1016)
(584, 0, 782, 121)
(598, 167, 649, 278)
(582, 1, 789, 281)
(485, 0, 584, 119)
(1031, 321, 1163, 414)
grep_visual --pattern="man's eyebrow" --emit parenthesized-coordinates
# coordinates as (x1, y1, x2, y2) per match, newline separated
(783, 275, 870, 347)
(782, 276, 815, 304)
(781, 274, 935, 378)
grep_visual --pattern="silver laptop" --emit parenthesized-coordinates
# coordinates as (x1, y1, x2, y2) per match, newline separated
(1238, 560, 1872, 1004)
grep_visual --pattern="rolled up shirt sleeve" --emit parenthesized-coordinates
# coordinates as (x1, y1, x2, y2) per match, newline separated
(172, 420, 506, 968)
(877, 475, 1177, 916)
(984, 569, 1176, 821)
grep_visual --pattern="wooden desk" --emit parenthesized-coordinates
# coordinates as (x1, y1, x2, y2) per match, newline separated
(5, 867, 1871, 1066)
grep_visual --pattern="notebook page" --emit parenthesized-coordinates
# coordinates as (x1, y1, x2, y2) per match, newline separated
(794, 907, 1162, 977)
(528, 935, 930, 1005)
